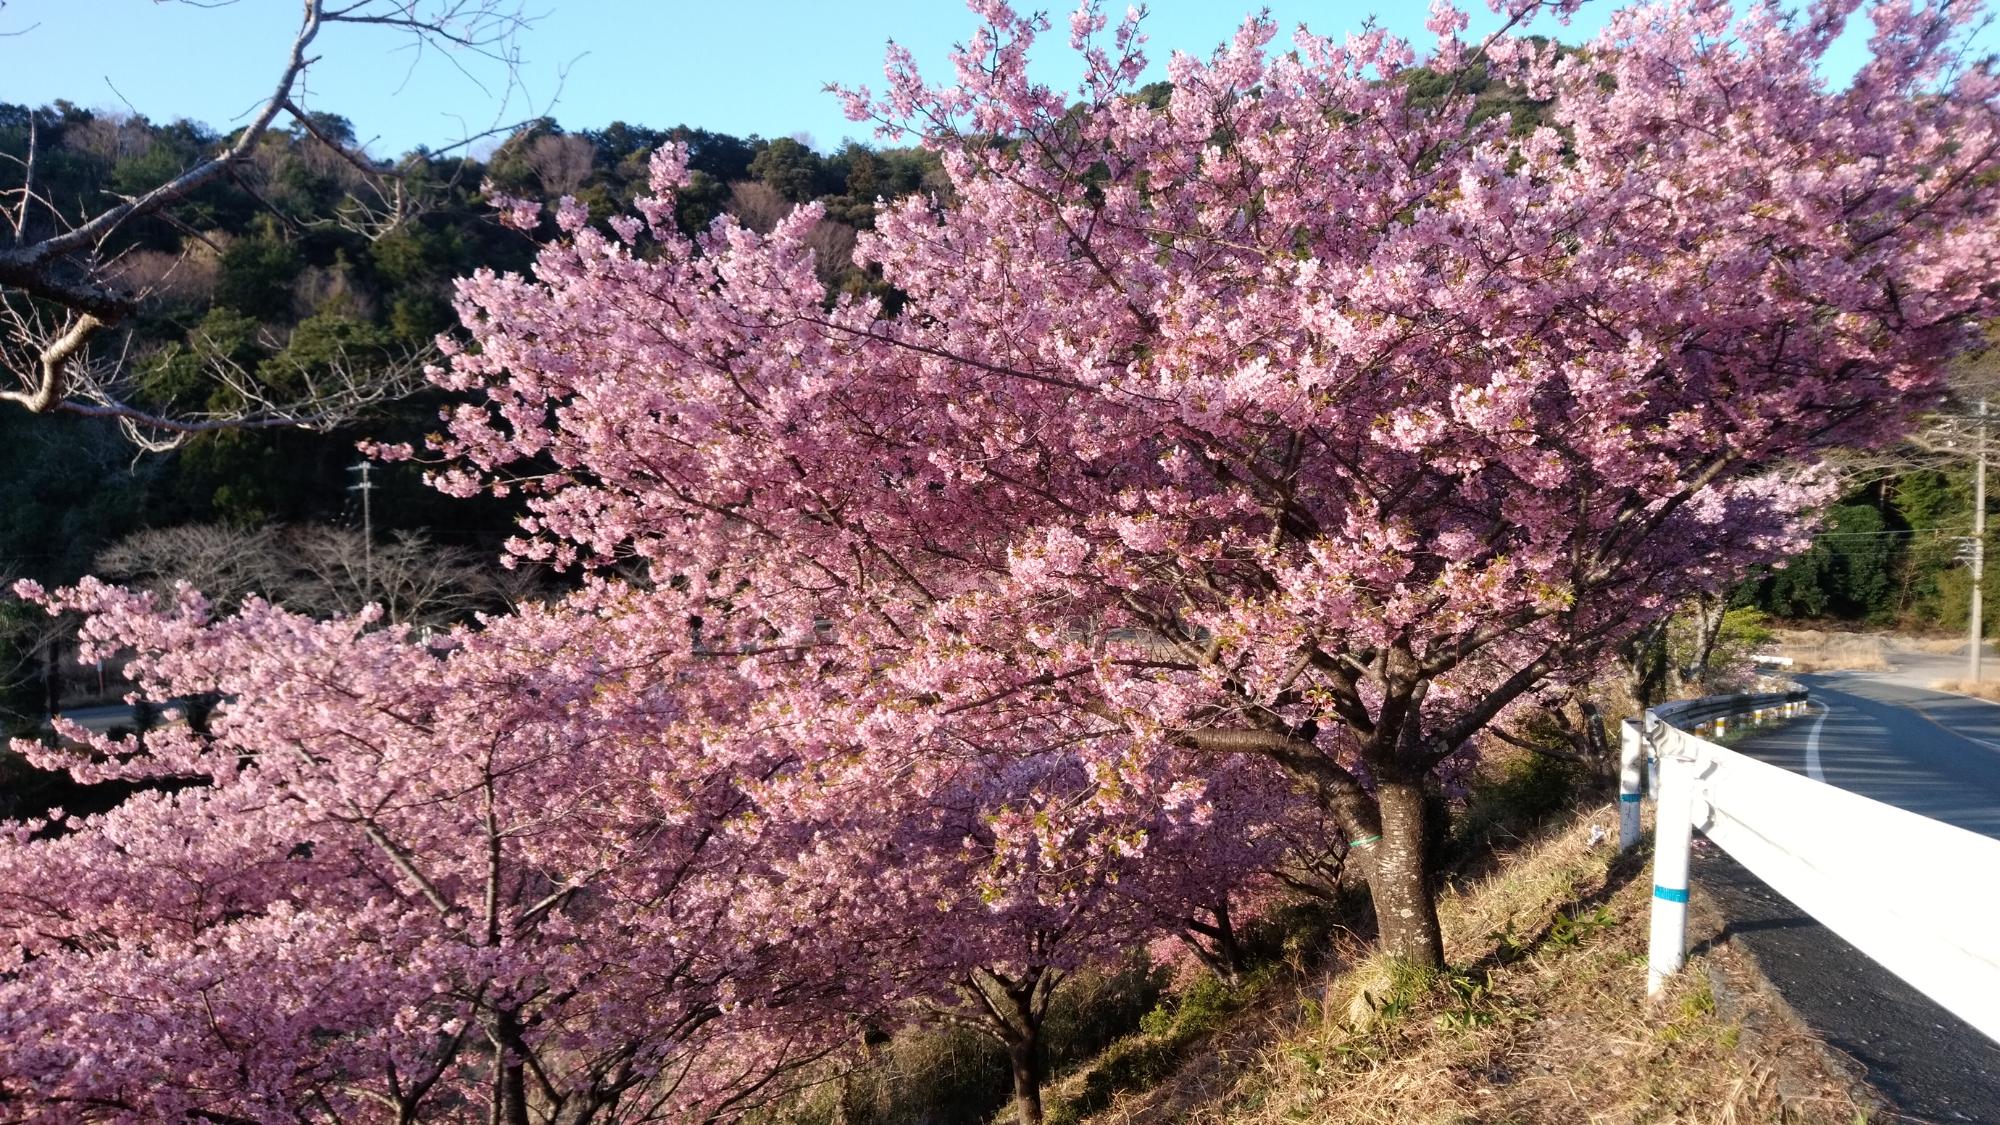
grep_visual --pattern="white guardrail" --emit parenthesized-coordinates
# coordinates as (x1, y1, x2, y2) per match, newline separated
(1621, 689, 2000, 1045)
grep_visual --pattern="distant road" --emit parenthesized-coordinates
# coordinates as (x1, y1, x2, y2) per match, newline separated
(1735, 672, 2000, 839)
(1703, 649, 2000, 1122)
(44, 703, 141, 735)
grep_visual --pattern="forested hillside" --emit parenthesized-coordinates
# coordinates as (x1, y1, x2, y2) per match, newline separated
(0, 100, 943, 538)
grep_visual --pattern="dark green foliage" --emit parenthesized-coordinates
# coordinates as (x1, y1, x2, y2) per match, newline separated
(1041, 961, 1172, 1070)
(662, 124, 760, 184)
(1400, 48, 1559, 136)
(750, 137, 831, 202)
(1895, 468, 1966, 530)
(1763, 504, 1897, 619)
(1129, 81, 1174, 111)
(1451, 751, 1584, 859)
(134, 307, 265, 414)
(368, 224, 469, 291)
(0, 410, 155, 580)
(1748, 472, 1994, 631)
(673, 170, 732, 234)
(779, 962, 1170, 1125)
(388, 294, 454, 346)
(0, 597, 53, 736)
(214, 226, 305, 320)
(1047, 972, 1251, 1125)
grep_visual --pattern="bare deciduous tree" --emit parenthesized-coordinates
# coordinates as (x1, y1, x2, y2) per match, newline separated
(62, 114, 154, 165)
(103, 246, 220, 308)
(805, 218, 858, 286)
(726, 180, 790, 235)
(0, 298, 433, 452)
(1819, 329, 2000, 486)
(95, 522, 536, 626)
(0, 0, 536, 445)
(524, 132, 596, 197)
(727, 182, 858, 285)
(0, 589, 70, 727)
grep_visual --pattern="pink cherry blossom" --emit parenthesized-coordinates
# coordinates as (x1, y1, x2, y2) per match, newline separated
(429, 0, 2000, 969)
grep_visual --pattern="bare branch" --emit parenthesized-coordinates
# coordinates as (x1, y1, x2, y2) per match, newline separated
(96, 523, 535, 625)
(0, 296, 434, 450)
(0, 0, 537, 438)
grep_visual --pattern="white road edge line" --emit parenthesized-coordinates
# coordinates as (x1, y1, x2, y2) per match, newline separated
(1804, 701, 1830, 783)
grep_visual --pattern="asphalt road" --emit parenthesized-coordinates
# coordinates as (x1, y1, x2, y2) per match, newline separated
(44, 703, 141, 734)
(1705, 660, 2000, 1122)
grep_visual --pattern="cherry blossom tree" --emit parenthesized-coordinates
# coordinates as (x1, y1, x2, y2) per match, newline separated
(1, 577, 1294, 1125)
(420, 0, 2000, 970)
(811, 740, 1287, 1125)
(0, 579, 872, 1123)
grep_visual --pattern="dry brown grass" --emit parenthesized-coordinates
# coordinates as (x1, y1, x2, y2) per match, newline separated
(1078, 810, 1875, 1125)
(1770, 629, 1890, 673)
(1931, 679, 2000, 703)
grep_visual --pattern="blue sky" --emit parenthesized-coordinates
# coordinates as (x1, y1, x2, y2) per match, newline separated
(0, 2, 1966, 157)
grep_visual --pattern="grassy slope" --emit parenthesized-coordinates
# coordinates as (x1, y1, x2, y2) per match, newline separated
(1054, 807, 1877, 1125)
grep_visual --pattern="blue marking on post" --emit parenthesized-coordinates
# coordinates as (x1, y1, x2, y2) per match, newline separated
(1619, 793, 1642, 803)
(1653, 885, 1689, 904)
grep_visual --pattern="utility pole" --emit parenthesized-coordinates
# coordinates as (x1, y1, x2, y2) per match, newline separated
(348, 460, 375, 598)
(1973, 400, 1988, 683)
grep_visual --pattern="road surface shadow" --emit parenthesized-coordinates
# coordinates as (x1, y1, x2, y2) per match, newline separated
(1692, 844, 2000, 1123)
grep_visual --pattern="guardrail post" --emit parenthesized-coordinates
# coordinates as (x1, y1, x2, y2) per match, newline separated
(1619, 718, 1644, 851)
(1643, 712, 1661, 800)
(1647, 728, 1697, 996)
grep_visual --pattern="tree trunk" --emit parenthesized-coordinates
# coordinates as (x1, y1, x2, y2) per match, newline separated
(489, 1016, 533, 1125)
(1581, 701, 1613, 789)
(1207, 900, 1246, 983)
(499, 1061, 531, 1125)
(1688, 593, 1727, 691)
(1369, 776, 1445, 969)
(41, 642, 60, 715)
(1622, 621, 1669, 709)
(1183, 900, 1246, 985)
(1007, 1032, 1045, 1125)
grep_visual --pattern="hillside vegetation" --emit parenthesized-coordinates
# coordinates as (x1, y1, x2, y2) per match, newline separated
(1068, 808, 1869, 1124)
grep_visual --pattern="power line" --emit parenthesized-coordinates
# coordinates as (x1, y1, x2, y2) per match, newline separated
(1808, 527, 1972, 540)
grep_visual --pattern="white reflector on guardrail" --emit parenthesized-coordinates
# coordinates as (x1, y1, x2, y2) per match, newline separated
(1691, 739, 2000, 1044)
